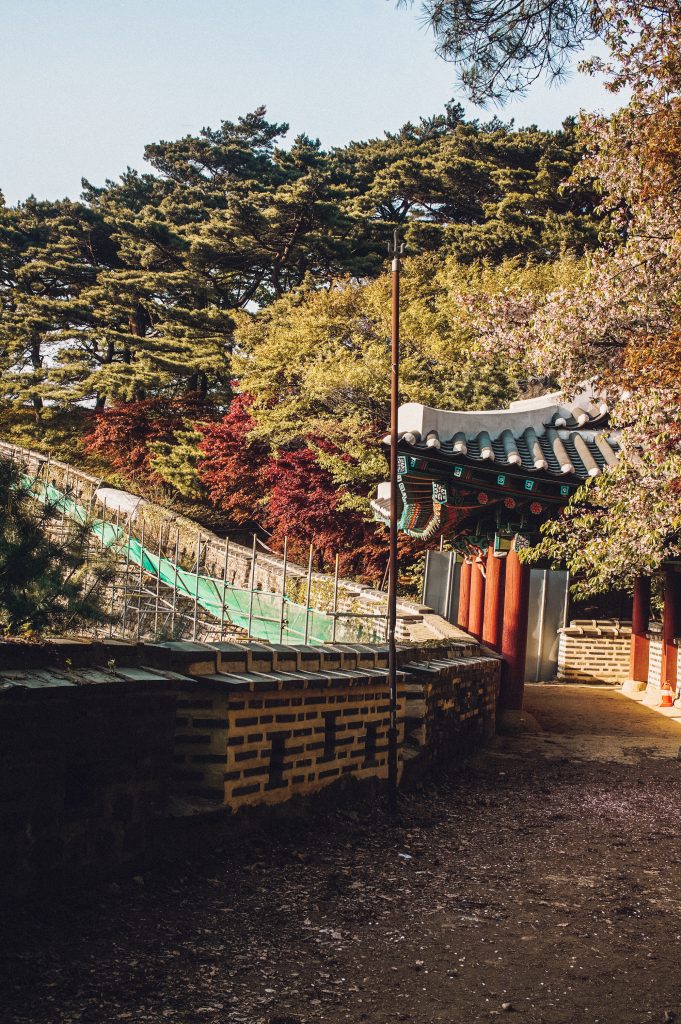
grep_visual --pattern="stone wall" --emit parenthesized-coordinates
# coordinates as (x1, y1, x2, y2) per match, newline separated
(0, 441, 460, 646)
(0, 635, 500, 900)
(557, 620, 632, 684)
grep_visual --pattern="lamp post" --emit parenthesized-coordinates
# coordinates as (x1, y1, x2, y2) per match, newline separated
(387, 229, 403, 814)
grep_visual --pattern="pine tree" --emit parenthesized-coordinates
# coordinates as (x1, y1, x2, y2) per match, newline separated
(0, 198, 111, 417)
(0, 458, 114, 636)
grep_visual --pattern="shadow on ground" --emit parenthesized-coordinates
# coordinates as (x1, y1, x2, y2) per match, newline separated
(2, 684, 680, 1024)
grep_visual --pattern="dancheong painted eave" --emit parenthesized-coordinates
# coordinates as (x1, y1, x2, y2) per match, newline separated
(372, 387, 621, 544)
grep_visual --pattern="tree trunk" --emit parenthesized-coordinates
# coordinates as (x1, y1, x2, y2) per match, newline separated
(29, 334, 44, 419)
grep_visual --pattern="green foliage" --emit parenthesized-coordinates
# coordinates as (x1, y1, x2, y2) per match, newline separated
(0, 458, 114, 636)
(340, 112, 599, 262)
(0, 105, 598, 419)
(235, 251, 583, 521)
(0, 104, 605, 588)
(148, 428, 204, 498)
(398, 0, 597, 102)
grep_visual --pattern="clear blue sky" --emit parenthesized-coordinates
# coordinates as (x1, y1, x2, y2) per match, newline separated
(1, 0, 623, 206)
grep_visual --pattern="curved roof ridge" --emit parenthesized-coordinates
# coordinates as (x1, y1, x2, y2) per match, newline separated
(397, 386, 609, 442)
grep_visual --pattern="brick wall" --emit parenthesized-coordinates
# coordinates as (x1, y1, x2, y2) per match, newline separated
(162, 640, 502, 809)
(0, 636, 500, 900)
(0, 648, 176, 903)
(402, 652, 499, 773)
(557, 621, 632, 684)
(647, 631, 663, 689)
(159, 642, 405, 809)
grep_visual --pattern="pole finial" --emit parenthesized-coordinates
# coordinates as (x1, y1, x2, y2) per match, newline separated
(388, 227, 404, 259)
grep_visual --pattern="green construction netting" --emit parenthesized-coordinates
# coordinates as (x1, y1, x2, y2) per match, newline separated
(25, 476, 351, 645)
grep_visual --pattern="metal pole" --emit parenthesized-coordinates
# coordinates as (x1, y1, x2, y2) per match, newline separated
(332, 552, 339, 643)
(192, 536, 202, 641)
(304, 542, 314, 645)
(121, 515, 132, 637)
(171, 528, 180, 638)
(109, 507, 120, 637)
(154, 528, 163, 638)
(136, 521, 145, 640)
(278, 536, 289, 644)
(100, 498, 107, 550)
(220, 539, 229, 642)
(60, 467, 69, 530)
(387, 227, 402, 814)
(247, 533, 257, 639)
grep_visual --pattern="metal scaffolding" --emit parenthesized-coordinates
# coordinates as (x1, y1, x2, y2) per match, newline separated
(4, 443, 394, 646)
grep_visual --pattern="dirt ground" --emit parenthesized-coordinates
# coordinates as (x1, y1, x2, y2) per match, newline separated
(2, 684, 681, 1024)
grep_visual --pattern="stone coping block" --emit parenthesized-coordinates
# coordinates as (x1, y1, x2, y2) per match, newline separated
(559, 620, 632, 638)
(0, 663, 177, 696)
(0, 637, 479, 691)
(190, 666, 401, 695)
(141, 641, 219, 676)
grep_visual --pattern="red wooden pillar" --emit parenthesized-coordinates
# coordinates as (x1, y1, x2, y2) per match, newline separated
(482, 545, 506, 651)
(662, 569, 681, 689)
(457, 559, 472, 631)
(500, 545, 531, 710)
(468, 558, 486, 639)
(629, 576, 651, 683)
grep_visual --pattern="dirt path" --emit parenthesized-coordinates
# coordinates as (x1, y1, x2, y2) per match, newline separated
(2, 685, 681, 1024)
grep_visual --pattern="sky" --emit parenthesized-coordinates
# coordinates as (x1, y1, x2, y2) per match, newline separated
(0, 0, 625, 206)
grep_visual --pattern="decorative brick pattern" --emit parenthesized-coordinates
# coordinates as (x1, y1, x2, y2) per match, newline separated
(402, 653, 499, 770)
(647, 633, 663, 689)
(557, 621, 632, 684)
(169, 642, 405, 809)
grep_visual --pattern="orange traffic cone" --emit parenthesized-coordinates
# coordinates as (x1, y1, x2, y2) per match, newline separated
(660, 681, 675, 708)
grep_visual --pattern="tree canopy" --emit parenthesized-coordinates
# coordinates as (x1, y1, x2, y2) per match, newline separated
(445, 0, 681, 593)
(0, 106, 598, 418)
(5, 76, 676, 593)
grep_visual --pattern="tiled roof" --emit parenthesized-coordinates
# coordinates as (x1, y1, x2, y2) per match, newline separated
(384, 387, 620, 480)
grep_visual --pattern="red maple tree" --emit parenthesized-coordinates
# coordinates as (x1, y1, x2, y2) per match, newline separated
(84, 398, 189, 483)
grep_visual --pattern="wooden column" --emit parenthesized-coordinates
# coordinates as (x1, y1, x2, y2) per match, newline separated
(629, 576, 651, 683)
(500, 545, 531, 710)
(662, 569, 681, 689)
(457, 559, 472, 631)
(468, 558, 486, 639)
(482, 546, 506, 651)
